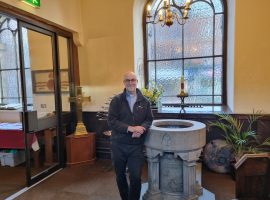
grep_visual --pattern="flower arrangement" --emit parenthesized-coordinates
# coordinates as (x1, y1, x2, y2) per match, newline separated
(141, 81, 163, 105)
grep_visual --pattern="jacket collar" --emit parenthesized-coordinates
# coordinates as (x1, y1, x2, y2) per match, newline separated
(121, 88, 145, 102)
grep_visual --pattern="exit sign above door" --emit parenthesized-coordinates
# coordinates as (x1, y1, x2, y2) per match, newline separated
(21, 0, 41, 8)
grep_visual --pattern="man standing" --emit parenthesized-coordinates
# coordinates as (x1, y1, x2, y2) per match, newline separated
(107, 71, 153, 200)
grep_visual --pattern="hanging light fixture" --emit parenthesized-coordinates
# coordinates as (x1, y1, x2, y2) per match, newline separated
(146, 0, 192, 26)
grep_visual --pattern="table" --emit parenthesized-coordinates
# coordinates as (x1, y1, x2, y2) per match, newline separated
(0, 122, 55, 168)
(66, 132, 96, 166)
(0, 123, 37, 149)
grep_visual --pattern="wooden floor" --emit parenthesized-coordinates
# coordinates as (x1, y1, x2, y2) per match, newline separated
(1, 159, 235, 200)
(0, 165, 25, 200)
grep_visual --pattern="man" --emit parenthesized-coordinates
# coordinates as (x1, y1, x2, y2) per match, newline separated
(107, 71, 153, 200)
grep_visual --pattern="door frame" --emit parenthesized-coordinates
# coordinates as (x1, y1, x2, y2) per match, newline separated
(0, 2, 77, 186)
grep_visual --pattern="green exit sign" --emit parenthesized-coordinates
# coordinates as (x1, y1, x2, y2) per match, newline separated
(21, 0, 41, 8)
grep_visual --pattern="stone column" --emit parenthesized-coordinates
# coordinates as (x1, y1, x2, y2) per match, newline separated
(177, 149, 203, 200)
(143, 148, 162, 200)
(183, 160, 197, 199)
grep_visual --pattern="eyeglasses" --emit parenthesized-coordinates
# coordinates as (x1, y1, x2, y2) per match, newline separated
(124, 79, 137, 83)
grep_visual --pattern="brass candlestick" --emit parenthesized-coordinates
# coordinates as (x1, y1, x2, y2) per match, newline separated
(177, 92, 188, 113)
(69, 86, 91, 136)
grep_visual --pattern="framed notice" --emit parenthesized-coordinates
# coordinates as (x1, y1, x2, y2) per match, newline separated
(32, 69, 69, 93)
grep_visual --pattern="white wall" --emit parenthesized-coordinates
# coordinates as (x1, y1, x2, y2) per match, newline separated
(0, 0, 84, 45)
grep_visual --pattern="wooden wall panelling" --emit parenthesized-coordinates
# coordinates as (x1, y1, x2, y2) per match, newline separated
(82, 112, 270, 159)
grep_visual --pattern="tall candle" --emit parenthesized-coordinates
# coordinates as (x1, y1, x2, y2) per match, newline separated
(184, 79, 188, 94)
(180, 75, 185, 93)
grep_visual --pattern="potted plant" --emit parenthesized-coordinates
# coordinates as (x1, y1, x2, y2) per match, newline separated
(208, 111, 270, 199)
(141, 82, 163, 108)
(209, 111, 270, 162)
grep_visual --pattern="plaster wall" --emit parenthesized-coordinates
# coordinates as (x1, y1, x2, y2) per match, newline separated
(78, 0, 135, 111)
(0, 0, 84, 44)
(233, 0, 270, 113)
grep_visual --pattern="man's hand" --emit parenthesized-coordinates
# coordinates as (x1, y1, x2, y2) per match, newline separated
(128, 126, 146, 138)
(128, 126, 145, 134)
(132, 132, 142, 138)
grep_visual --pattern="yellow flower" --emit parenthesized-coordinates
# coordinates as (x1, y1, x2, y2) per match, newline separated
(141, 82, 163, 104)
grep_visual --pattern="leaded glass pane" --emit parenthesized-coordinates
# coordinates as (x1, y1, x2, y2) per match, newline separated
(185, 96, 213, 104)
(22, 28, 31, 69)
(189, 1, 213, 18)
(214, 96, 222, 104)
(0, 17, 18, 70)
(148, 61, 156, 81)
(2, 70, 20, 99)
(155, 22, 182, 59)
(212, 0, 223, 13)
(214, 57, 222, 95)
(22, 27, 33, 105)
(0, 15, 22, 104)
(184, 2, 213, 57)
(155, 60, 182, 96)
(173, 0, 189, 7)
(2, 98, 18, 104)
(215, 14, 224, 55)
(147, 24, 155, 60)
(161, 96, 182, 104)
(25, 68, 33, 104)
(185, 58, 213, 95)
(151, 0, 163, 13)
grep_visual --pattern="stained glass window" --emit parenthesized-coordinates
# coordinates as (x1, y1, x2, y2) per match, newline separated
(145, 0, 226, 105)
(0, 14, 32, 105)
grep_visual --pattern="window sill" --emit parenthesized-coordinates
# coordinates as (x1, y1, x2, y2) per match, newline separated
(153, 105, 231, 114)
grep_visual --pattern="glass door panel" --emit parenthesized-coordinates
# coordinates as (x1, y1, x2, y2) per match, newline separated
(0, 14, 25, 199)
(57, 36, 71, 165)
(58, 36, 70, 112)
(20, 26, 61, 183)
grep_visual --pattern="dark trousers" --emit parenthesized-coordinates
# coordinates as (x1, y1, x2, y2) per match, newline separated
(111, 142, 145, 200)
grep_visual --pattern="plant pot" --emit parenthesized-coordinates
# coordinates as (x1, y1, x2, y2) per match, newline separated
(150, 102, 157, 109)
(234, 153, 270, 200)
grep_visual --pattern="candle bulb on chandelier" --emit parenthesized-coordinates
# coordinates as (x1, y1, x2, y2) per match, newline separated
(158, 10, 164, 21)
(147, 4, 151, 16)
(183, 9, 188, 18)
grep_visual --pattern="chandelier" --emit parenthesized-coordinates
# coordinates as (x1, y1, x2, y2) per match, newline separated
(146, 0, 192, 26)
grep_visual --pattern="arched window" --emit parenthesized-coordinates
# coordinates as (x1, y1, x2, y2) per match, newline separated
(0, 14, 32, 105)
(144, 0, 226, 105)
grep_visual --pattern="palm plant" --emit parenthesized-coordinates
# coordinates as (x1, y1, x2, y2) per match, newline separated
(209, 111, 270, 161)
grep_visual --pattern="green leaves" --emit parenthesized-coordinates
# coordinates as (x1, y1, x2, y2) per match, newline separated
(141, 82, 164, 104)
(209, 111, 270, 160)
